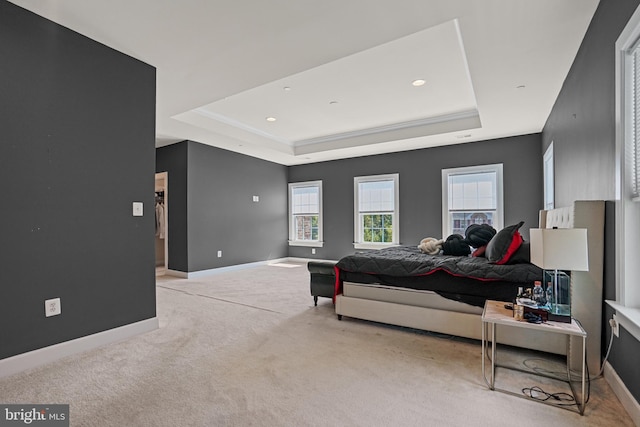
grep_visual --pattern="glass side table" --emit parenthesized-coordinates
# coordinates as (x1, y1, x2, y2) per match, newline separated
(481, 300, 587, 415)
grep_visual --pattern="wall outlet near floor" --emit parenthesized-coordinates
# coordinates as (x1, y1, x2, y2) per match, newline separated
(612, 314, 620, 337)
(311, 248, 316, 255)
(217, 250, 222, 258)
(45, 298, 61, 317)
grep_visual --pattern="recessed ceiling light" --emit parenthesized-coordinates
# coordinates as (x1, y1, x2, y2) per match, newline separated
(329, 101, 338, 105)
(266, 117, 277, 122)
(283, 86, 291, 91)
(516, 85, 526, 89)
(412, 79, 426, 87)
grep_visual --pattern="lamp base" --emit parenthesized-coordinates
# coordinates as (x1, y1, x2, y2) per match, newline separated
(548, 303, 571, 323)
(548, 312, 571, 323)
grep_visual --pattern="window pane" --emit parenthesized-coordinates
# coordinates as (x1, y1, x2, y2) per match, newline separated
(289, 181, 323, 244)
(449, 172, 496, 210)
(354, 174, 398, 246)
(383, 227, 393, 243)
(450, 211, 494, 235)
(294, 215, 319, 241)
(361, 213, 393, 243)
(359, 180, 394, 212)
(292, 186, 319, 214)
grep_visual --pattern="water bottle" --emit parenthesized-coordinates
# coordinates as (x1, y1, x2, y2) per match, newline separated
(545, 282, 554, 306)
(533, 281, 544, 305)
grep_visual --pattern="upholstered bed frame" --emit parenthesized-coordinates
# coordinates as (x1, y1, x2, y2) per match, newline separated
(335, 200, 605, 373)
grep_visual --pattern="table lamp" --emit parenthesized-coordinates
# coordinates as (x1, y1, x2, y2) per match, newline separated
(529, 228, 589, 323)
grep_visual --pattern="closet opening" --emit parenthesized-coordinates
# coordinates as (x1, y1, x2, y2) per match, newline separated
(155, 172, 168, 276)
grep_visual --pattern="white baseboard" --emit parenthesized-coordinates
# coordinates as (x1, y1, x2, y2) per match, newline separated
(165, 269, 188, 278)
(165, 257, 328, 279)
(286, 257, 338, 264)
(0, 317, 159, 379)
(604, 361, 640, 426)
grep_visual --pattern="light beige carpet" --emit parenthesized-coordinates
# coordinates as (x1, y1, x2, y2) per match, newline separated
(0, 261, 635, 426)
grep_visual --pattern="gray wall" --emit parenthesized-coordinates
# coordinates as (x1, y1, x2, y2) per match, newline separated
(0, 1, 156, 359)
(288, 133, 543, 261)
(156, 141, 288, 272)
(542, 0, 640, 403)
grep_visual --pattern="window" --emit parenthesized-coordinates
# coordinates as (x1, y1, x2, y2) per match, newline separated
(612, 4, 640, 340)
(288, 181, 323, 247)
(354, 174, 399, 249)
(442, 164, 503, 237)
(543, 142, 554, 210)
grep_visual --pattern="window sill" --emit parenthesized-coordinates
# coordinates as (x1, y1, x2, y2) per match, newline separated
(606, 300, 640, 342)
(353, 243, 399, 250)
(288, 241, 324, 248)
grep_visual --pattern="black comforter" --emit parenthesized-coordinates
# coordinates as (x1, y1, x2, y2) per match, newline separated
(335, 245, 543, 307)
(336, 245, 542, 282)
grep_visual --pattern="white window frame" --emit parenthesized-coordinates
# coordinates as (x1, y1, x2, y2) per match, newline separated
(353, 173, 399, 250)
(441, 164, 504, 238)
(610, 4, 640, 341)
(543, 142, 555, 210)
(288, 180, 323, 247)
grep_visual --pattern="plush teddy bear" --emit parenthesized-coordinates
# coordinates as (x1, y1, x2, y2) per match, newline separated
(418, 237, 444, 255)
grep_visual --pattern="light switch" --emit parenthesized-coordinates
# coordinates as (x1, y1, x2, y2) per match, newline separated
(252, 195, 259, 202)
(132, 202, 143, 216)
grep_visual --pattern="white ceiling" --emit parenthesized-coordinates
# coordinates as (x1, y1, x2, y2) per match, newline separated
(10, 0, 599, 165)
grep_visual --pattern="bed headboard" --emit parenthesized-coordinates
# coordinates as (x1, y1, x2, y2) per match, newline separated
(538, 200, 605, 374)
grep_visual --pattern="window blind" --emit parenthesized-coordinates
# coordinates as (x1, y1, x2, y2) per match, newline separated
(291, 185, 319, 215)
(632, 44, 640, 199)
(358, 180, 395, 212)
(448, 171, 497, 211)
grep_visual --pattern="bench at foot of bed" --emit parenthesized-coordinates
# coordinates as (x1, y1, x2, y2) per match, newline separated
(307, 261, 336, 306)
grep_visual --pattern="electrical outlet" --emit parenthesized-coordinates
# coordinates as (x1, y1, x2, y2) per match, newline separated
(217, 250, 222, 258)
(45, 298, 61, 317)
(311, 248, 316, 255)
(612, 314, 620, 337)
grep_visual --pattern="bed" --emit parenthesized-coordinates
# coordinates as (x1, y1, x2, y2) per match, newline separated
(334, 200, 605, 373)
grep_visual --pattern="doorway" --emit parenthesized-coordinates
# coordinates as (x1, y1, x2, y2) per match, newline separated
(155, 172, 168, 276)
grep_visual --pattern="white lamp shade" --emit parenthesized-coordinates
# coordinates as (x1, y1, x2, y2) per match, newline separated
(529, 228, 589, 271)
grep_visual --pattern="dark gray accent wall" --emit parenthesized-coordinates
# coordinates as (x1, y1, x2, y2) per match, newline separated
(156, 141, 288, 273)
(542, 0, 640, 205)
(0, 1, 156, 359)
(542, 0, 640, 403)
(288, 134, 542, 261)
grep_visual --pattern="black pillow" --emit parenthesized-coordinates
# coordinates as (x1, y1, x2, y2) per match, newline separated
(485, 221, 524, 264)
(442, 234, 471, 256)
(464, 224, 497, 248)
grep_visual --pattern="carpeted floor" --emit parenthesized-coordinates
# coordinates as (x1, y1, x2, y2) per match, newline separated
(0, 261, 635, 426)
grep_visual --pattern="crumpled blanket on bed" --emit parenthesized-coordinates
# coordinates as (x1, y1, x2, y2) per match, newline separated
(335, 245, 542, 283)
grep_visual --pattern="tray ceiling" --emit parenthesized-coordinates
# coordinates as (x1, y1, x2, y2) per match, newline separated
(10, 0, 599, 165)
